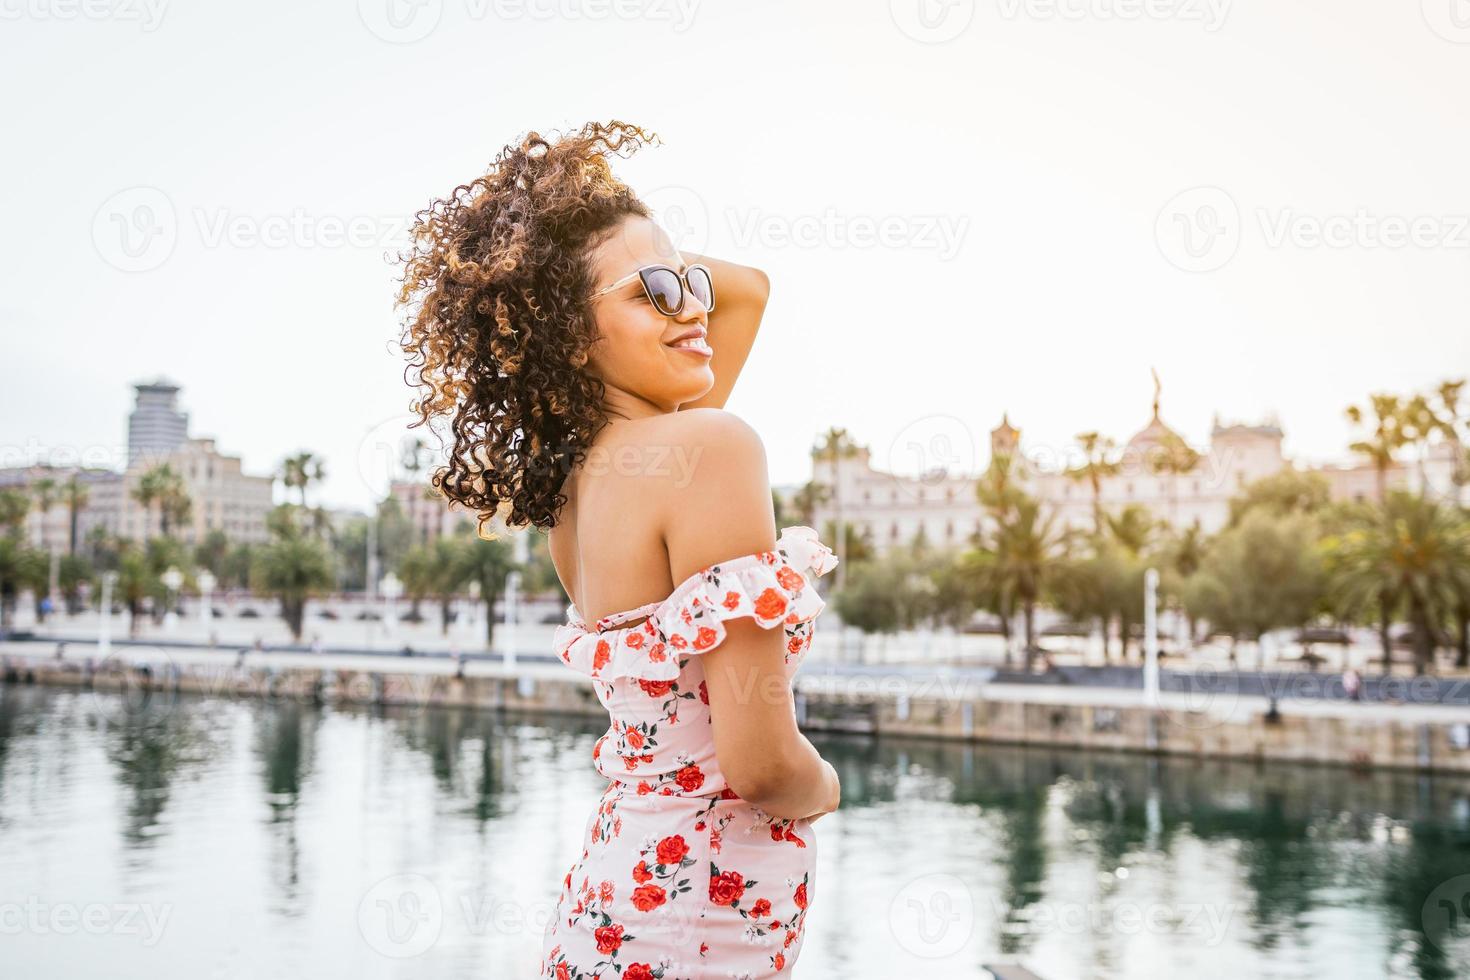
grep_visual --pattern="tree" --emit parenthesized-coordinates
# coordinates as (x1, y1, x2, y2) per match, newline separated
(1147, 431, 1201, 528)
(1322, 492, 1470, 675)
(252, 509, 335, 641)
(451, 532, 517, 646)
(280, 451, 327, 509)
(132, 464, 191, 539)
(64, 475, 90, 555)
(1228, 469, 1332, 526)
(1065, 431, 1121, 535)
(1345, 394, 1406, 504)
(1185, 510, 1326, 668)
(0, 489, 29, 536)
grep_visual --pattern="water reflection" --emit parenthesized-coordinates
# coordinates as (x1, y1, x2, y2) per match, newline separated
(1, 684, 1468, 978)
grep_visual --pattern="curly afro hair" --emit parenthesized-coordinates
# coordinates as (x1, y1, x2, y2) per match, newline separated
(396, 120, 660, 535)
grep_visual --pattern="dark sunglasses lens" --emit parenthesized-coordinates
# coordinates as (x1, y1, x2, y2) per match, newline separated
(687, 267, 714, 311)
(641, 268, 683, 315)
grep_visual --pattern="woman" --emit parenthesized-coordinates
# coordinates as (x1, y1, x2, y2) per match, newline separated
(396, 121, 842, 978)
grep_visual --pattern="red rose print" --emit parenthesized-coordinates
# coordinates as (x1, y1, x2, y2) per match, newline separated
(592, 639, 612, 674)
(594, 924, 624, 954)
(669, 633, 688, 650)
(775, 565, 806, 591)
(787, 635, 802, 655)
(556, 962, 570, 980)
(633, 860, 652, 884)
(626, 630, 644, 649)
(638, 678, 673, 698)
(599, 880, 614, 904)
(773, 952, 785, 971)
(626, 728, 644, 750)
(674, 764, 705, 793)
(753, 588, 788, 620)
(698, 680, 709, 704)
(624, 965, 656, 980)
(693, 625, 719, 650)
(656, 835, 689, 866)
(794, 882, 808, 910)
(649, 642, 667, 662)
(751, 898, 772, 917)
(631, 884, 667, 911)
(709, 870, 746, 906)
(722, 590, 742, 611)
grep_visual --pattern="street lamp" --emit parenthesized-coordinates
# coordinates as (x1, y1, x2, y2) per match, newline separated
(381, 571, 402, 637)
(161, 566, 184, 633)
(98, 570, 118, 658)
(197, 569, 216, 633)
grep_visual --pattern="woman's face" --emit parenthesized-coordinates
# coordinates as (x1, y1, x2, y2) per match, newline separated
(584, 215, 713, 417)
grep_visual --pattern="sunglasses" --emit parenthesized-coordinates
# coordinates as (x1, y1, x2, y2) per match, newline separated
(591, 263, 715, 317)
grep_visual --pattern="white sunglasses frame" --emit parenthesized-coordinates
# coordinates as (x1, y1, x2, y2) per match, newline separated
(590, 263, 715, 315)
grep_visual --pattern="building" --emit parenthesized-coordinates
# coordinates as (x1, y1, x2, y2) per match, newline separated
(806, 388, 1467, 554)
(0, 465, 124, 554)
(1, 381, 276, 552)
(127, 378, 189, 467)
(120, 437, 274, 545)
(388, 479, 471, 544)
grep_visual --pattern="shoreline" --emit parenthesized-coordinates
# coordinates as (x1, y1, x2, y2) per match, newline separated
(5, 641, 1470, 776)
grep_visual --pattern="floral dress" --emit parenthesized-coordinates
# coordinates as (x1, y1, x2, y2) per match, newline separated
(540, 525, 839, 980)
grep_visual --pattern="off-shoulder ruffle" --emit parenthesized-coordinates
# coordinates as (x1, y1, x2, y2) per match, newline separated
(553, 525, 839, 683)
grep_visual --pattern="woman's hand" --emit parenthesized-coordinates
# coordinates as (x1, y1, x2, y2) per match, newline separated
(805, 759, 841, 824)
(673, 252, 770, 412)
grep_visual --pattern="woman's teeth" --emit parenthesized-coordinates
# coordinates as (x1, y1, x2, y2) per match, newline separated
(669, 337, 711, 352)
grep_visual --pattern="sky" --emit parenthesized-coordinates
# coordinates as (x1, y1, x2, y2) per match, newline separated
(2, 0, 1468, 510)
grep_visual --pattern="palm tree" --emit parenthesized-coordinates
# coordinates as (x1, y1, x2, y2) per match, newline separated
(1149, 431, 1201, 527)
(252, 508, 335, 641)
(1323, 492, 1470, 675)
(812, 427, 863, 591)
(1346, 394, 1406, 503)
(132, 464, 190, 539)
(280, 452, 327, 509)
(31, 476, 60, 545)
(989, 492, 1066, 669)
(1065, 431, 1120, 534)
(452, 533, 516, 646)
(0, 489, 29, 537)
(64, 476, 90, 555)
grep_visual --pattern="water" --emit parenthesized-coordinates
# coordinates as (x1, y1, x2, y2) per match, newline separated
(2, 684, 1469, 979)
